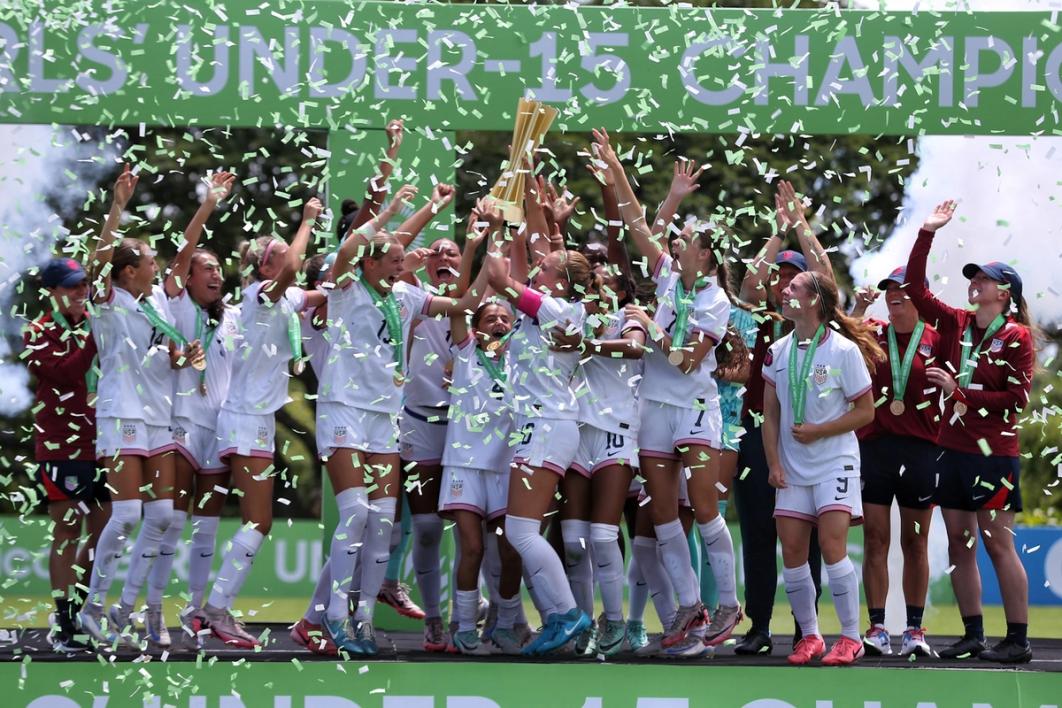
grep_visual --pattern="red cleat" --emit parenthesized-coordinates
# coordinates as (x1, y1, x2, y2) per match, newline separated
(822, 635, 866, 666)
(787, 634, 826, 666)
(290, 618, 338, 656)
(377, 581, 426, 620)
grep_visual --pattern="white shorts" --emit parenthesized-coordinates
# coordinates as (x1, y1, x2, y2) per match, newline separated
(572, 424, 638, 478)
(215, 409, 275, 462)
(399, 407, 449, 463)
(439, 466, 510, 521)
(172, 417, 224, 472)
(774, 476, 864, 524)
(636, 468, 692, 509)
(512, 416, 579, 476)
(96, 418, 173, 458)
(628, 476, 643, 499)
(317, 402, 400, 458)
(638, 399, 722, 460)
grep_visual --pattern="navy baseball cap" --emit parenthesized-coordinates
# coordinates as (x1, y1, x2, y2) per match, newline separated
(775, 250, 807, 272)
(877, 266, 928, 290)
(41, 258, 87, 288)
(962, 261, 1023, 301)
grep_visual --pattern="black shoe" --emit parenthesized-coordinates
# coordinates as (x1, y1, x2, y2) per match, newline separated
(938, 635, 988, 659)
(979, 638, 1032, 664)
(734, 630, 773, 655)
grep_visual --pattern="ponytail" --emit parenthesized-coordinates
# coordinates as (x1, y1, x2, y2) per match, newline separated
(238, 236, 275, 285)
(806, 271, 886, 372)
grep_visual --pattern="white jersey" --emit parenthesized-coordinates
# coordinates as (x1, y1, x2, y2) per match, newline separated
(318, 278, 432, 414)
(300, 308, 330, 381)
(574, 310, 645, 436)
(222, 280, 307, 416)
(170, 290, 239, 423)
(92, 284, 175, 426)
(642, 254, 730, 410)
(404, 314, 452, 416)
(762, 329, 873, 485)
(441, 336, 513, 473)
(508, 291, 586, 420)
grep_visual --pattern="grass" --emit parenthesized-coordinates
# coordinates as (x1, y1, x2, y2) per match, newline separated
(4, 595, 1061, 640)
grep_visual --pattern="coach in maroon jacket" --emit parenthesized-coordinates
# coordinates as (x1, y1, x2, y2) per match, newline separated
(23, 257, 111, 652)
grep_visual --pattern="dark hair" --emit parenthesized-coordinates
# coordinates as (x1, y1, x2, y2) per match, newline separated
(190, 249, 225, 324)
(805, 271, 886, 372)
(337, 199, 359, 239)
(594, 262, 635, 308)
(303, 253, 327, 290)
(111, 238, 147, 286)
(471, 299, 513, 330)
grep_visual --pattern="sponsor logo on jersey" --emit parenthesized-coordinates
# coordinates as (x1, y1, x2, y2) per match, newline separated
(64, 476, 79, 492)
(989, 337, 1004, 353)
(121, 423, 137, 444)
(764, 349, 774, 366)
(814, 363, 829, 386)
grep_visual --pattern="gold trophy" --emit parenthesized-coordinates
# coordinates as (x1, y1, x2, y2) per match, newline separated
(482, 98, 559, 223)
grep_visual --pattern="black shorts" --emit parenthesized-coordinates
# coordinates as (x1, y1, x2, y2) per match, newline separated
(933, 449, 1022, 512)
(38, 460, 110, 505)
(860, 435, 939, 510)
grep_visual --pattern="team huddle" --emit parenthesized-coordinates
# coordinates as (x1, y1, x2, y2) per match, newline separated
(24, 123, 1037, 667)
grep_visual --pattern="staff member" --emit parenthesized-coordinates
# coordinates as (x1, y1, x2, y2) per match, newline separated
(24, 258, 111, 652)
(905, 201, 1035, 664)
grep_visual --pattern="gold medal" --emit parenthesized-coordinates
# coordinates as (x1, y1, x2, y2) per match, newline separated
(668, 350, 685, 366)
(191, 354, 207, 372)
(393, 372, 406, 387)
(953, 401, 968, 416)
(486, 339, 501, 353)
(889, 400, 906, 416)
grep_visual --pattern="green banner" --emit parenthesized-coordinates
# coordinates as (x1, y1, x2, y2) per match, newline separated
(7, 660, 1061, 707)
(2, 2, 1061, 135)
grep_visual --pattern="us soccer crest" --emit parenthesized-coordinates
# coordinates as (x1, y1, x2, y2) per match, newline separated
(450, 477, 464, 499)
(814, 363, 829, 386)
(173, 425, 187, 446)
(918, 343, 933, 358)
(334, 426, 347, 444)
(121, 423, 137, 444)
(989, 338, 1004, 354)
(255, 426, 269, 447)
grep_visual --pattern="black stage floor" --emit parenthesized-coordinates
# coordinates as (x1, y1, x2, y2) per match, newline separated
(1, 625, 1058, 671)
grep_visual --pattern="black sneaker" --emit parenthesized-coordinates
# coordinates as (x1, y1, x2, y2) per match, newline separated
(979, 638, 1032, 664)
(938, 635, 988, 659)
(734, 629, 773, 655)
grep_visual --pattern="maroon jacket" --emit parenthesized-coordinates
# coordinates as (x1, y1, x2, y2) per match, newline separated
(22, 312, 97, 461)
(905, 229, 1034, 458)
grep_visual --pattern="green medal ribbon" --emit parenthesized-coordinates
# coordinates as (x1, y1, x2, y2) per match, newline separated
(887, 320, 925, 404)
(51, 308, 98, 393)
(139, 298, 187, 346)
(360, 274, 403, 374)
(957, 314, 1005, 387)
(287, 311, 304, 370)
(787, 323, 825, 425)
(475, 348, 507, 384)
(672, 276, 710, 349)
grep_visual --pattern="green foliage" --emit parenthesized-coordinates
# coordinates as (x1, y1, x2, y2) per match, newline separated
(1018, 351, 1062, 523)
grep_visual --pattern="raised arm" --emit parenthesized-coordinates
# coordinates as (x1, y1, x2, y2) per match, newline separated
(263, 197, 323, 303)
(351, 118, 404, 230)
(165, 171, 234, 298)
(588, 159, 636, 288)
(333, 184, 417, 286)
(777, 180, 833, 280)
(739, 193, 788, 305)
(393, 184, 455, 248)
(89, 164, 139, 303)
(522, 165, 552, 266)
(453, 201, 501, 298)
(591, 128, 664, 271)
(905, 200, 964, 331)
(651, 159, 704, 238)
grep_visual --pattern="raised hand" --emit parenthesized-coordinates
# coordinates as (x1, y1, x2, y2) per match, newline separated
(851, 286, 879, 317)
(773, 191, 792, 232)
(113, 163, 139, 208)
(205, 171, 236, 205)
(668, 159, 704, 199)
(393, 183, 418, 206)
(431, 183, 455, 211)
(303, 197, 324, 223)
(591, 128, 620, 168)
(552, 190, 581, 226)
(776, 180, 808, 227)
(385, 119, 405, 154)
(586, 158, 615, 187)
(922, 199, 957, 233)
(403, 247, 433, 272)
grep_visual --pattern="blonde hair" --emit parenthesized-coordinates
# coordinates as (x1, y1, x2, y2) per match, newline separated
(560, 249, 593, 301)
(238, 236, 277, 284)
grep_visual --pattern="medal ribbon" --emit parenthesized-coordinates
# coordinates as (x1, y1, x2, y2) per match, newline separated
(672, 276, 710, 349)
(139, 298, 187, 346)
(194, 307, 218, 387)
(957, 314, 1005, 387)
(475, 348, 507, 384)
(787, 323, 825, 425)
(360, 274, 403, 373)
(887, 320, 925, 404)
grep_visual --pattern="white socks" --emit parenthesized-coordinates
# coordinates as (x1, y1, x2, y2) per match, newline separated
(505, 514, 575, 616)
(591, 523, 624, 622)
(697, 514, 738, 607)
(826, 556, 861, 641)
(121, 499, 174, 608)
(482, 530, 503, 603)
(188, 515, 220, 608)
(147, 509, 187, 606)
(354, 496, 397, 622)
(411, 513, 444, 619)
(633, 535, 677, 628)
(783, 563, 820, 639)
(560, 519, 594, 616)
(654, 519, 699, 607)
(455, 589, 480, 633)
(627, 545, 649, 623)
(327, 487, 370, 622)
(496, 594, 523, 630)
(207, 526, 265, 610)
(87, 499, 142, 606)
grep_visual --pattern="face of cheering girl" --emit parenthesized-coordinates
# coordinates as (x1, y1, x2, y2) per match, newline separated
(256, 239, 290, 282)
(116, 241, 159, 299)
(884, 282, 918, 327)
(531, 250, 573, 298)
(49, 281, 89, 320)
(187, 251, 224, 306)
(967, 270, 1010, 315)
(473, 302, 513, 350)
(362, 236, 406, 293)
(780, 271, 823, 325)
(669, 222, 714, 282)
(770, 263, 802, 309)
(425, 238, 461, 290)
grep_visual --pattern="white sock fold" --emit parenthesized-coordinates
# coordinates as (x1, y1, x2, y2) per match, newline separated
(560, 519, 594, 616)
(825, 556, 861, 641)
(354, 497, 397, 622)
(654, 519, 699, 607)
(327, 487, 370, 621)
(505, 515, 575, 616)
(782, 563, 820, 639)
(697, 514, 738, 607)
(188, 515, 220, 608)
(411, 513, 444, 620)
(86, 499, 142, 607)
(590, 523, 624, 622)
(121, 499, 175, 608)
(147, 509, 187, 606)
(455, 589, 480, 633)
(497, 594, 522, 630)
(207, 526, 265, 610)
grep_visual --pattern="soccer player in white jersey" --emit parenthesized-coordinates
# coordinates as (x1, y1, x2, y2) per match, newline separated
(311, 188, 489, 656)
(77, 165, 202, 647)
(592, 129, 740, 659)
(201, 197, 326, 648)
(563, 264, 646, 656)
(483, 211, 595, 656)
(763, 271, 883, 666)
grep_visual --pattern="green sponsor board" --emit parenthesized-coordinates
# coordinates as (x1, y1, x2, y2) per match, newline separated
(1, 2, 1061, 135)
(7, 661, 1061, 707)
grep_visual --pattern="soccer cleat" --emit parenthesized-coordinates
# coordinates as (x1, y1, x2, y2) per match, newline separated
(703, 604, 743, 646)
(423, 616, 448, 652)
(822, 635, 866, 666)
(52, 629, 90, 653)
(377, 581, 425, 620)
(661, 603, 708, 648)
(204, 606, 260, 649)
(787, 634, 826, 666)
(899, 627, 931, 658)
(354, 620, 378, 656)
(521, 616, 560, 656)
(324, 616, 362, 656)
(634, 636, 663, 657)
(178, 605, 208, 649)
(979, 638, 1032, 664)
(625, 620, 648, 652)
(291, 617, 339, 656)
(574, 625, 597, 656)
(490, 627, 529, 655)
(144, 605, 171, 649)
(108, 602, 140, 649)
(938, 635, 988, 660)
(542, 608, 592, 654)
(664, 634, 713, 659)
(595, 615, 627, 657)
(862, 624, 892, 656)
(78, 602, 118, 646)
(453, 629, 493, 655)
(734, 629, 773, 655)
